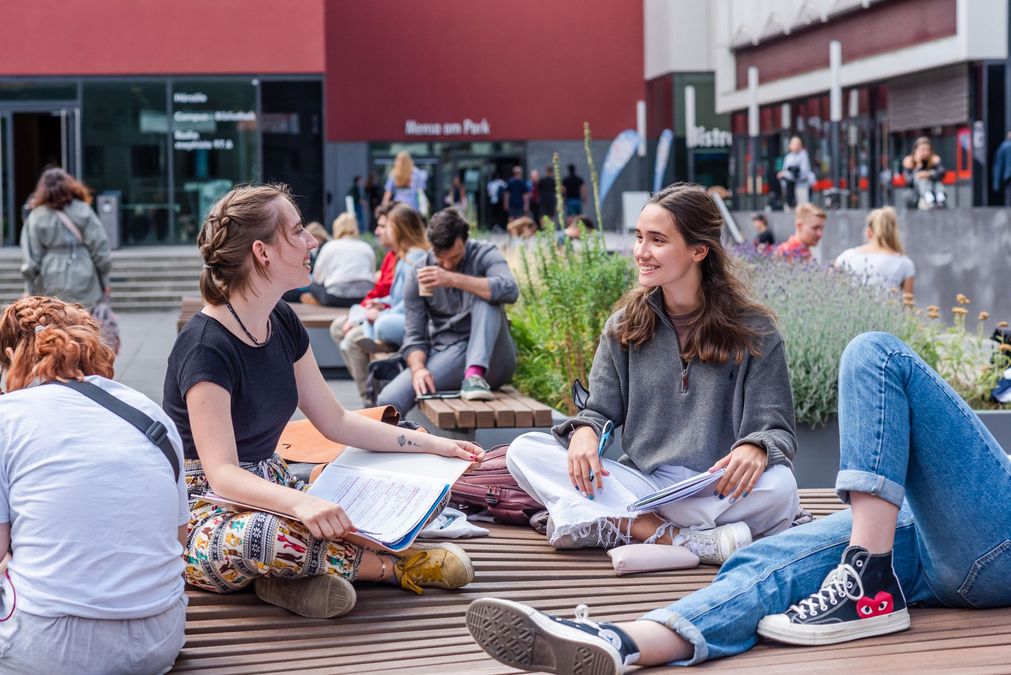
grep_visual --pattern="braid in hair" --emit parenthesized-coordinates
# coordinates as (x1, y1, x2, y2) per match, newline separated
(0, 296, 114, 392)
(196, 183, 299, 305)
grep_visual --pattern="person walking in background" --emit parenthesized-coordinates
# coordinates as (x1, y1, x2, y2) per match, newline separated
(364, 172, 383, 228)
(20, 167, 117, 352)
(486, 172, 508, 231)
(339, 204, 429, 405)
(834, 206, 915, 295)
(992, 131, 1011, 207)
(751, 213, 775, 251)
(444, 174, 468, 214)
(505, 166, 530, 220)
(537, 165, 558, 224)
(528, 169, 542, 224)
(0, 297, 187, 674)
(562, 163, 587, 216)
(346, 176, 366, 232)
(774, 202, 826, 262)
(382, 151, 429, 214)
(777, 136, 815, 209)
(20, 167, 112, 310)
(902, 137, 946, 210)
(298, 213, 375, 307)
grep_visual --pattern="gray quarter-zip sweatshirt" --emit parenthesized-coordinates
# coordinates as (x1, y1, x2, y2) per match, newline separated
(552, 290, 797, 475)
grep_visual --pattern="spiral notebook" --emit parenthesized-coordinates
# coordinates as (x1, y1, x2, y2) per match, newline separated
(626, 468, 726, 512)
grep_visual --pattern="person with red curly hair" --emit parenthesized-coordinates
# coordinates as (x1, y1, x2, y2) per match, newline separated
(0, 296, 187, 674)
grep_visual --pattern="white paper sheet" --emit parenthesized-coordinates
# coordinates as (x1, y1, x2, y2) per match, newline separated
(307, 464, 448, 543)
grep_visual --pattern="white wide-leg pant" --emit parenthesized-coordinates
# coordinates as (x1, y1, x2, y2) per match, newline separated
(507, 432, 800, 549)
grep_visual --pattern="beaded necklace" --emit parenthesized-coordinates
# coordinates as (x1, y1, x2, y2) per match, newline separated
(226, 302, 272, 347)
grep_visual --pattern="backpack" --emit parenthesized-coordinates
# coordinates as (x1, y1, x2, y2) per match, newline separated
(450, 445, 543, 525)
(365, 355, 406, 406)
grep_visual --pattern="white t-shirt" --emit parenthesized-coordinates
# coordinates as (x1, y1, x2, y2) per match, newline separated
(0, 376, 187, 619)
(312, 238, 377, 295)
(834, 248, 915, 291)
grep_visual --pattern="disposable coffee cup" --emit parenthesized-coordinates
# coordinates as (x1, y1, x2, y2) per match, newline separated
(417, 266, 436, 297)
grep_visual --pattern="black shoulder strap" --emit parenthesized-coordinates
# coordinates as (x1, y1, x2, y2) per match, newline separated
(53, 380, 180, 482)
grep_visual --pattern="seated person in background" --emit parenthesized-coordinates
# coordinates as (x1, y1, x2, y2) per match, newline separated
(281, 221, 330, 303)
(902, 136, 946, 210)
(0, 296, 187, 674)
(339, 204, 429, 405)
(297, 212, 375, 307)
(507, 215, 538, 244)
(774, 202, 825, 262)
(165, 185, 483, 620)
(834, 206, 915, 295)
(563, 214, 595, 241)
(507, 183, 798, 565)
(751, 213, 775, 250)
(469, 331, 1011, 672)
(378, 207, 518, 410)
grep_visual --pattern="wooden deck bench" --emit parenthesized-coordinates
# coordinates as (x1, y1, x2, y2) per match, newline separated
(173, 489, 1011, 673)
(176, 297, 349, 369)
(418, 385, 555, 430)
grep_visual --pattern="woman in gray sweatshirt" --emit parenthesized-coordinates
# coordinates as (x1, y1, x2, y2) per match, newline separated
(507, 183, 799, 566)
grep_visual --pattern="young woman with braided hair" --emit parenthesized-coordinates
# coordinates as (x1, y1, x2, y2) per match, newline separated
(163, 184, 483, 619)
(0, 296, 187, 674)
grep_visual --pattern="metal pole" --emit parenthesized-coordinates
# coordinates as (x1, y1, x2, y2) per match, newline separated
(684, 85, 696, 184)
(1006, 0, 1011, 133)
(830, 40, 843, 205)
(748, 67, 759, 209)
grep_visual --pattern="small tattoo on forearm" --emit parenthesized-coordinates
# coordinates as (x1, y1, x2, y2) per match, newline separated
(396, 434, 420, 448)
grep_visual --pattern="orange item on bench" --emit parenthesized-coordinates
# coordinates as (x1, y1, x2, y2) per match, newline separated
(275, 405, 401, 465)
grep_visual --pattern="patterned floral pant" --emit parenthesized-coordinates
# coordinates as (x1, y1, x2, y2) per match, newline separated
(183, 454, 364, 593)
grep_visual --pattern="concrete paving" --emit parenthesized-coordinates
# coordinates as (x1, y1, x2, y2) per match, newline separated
(114, 310, 363, 414)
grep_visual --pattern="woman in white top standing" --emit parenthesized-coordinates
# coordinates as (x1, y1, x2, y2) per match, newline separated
(299, 212, 376, 307)
(834, 206, 915, 295)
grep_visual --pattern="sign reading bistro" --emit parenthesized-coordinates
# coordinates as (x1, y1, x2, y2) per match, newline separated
(404, 118, 491, 137)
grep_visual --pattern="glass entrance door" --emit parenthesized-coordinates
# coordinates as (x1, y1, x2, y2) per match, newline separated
(3, 107, 80, 245)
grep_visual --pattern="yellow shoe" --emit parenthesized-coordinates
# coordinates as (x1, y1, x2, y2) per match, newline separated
(394, 542, 475, 595)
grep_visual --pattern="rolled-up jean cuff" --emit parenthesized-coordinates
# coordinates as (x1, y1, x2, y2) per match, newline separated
(835, 469, 905, 508)
(637, 610, 708, 666)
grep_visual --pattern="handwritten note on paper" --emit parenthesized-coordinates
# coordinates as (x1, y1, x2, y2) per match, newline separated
(307, 465, 447, 542)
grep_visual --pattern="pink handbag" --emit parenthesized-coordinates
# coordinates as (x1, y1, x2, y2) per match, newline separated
(450, 445, 542, 525)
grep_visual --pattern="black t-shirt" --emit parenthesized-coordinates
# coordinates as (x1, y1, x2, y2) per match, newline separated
(563, 175, 584, 200)
(755, 230, 775, 246)
(163, 301, 310, 462)
(537, 177, 557, 211)
(506, 178, 529, 210)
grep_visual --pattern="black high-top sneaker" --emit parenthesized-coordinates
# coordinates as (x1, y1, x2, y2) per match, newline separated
(467, 598, 640, 675)
(757, 545, 910, 646)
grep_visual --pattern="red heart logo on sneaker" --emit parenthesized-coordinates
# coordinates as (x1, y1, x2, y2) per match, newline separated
(856, 591, 894, 619)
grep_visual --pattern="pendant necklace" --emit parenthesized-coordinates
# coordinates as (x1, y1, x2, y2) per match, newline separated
(226, 302, 271, 346)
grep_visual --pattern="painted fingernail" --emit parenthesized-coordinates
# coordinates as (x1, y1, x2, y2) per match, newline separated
(729, 497, 737, 505)
(713, 490, 719, 496)
(469, 454, 477, 460)
(588, 495, 594, 501)
(718, 494, 725, 500)
(743, 492, 750, 498)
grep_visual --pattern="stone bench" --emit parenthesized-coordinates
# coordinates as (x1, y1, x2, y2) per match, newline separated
(176, 297, 348, 369)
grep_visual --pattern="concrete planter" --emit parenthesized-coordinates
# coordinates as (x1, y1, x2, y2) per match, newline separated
(795, 409, 1011, 489)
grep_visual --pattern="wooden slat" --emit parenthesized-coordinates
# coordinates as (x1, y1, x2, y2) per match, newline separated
(501, 386, 554, 427)
(484, 398, 516, 427)
(466, 400, 497, 427)
(442, 397, 477, 428)
(418, 399, 457, 428)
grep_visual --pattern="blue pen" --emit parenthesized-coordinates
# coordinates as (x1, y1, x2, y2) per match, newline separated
(587, 420, 614, 485)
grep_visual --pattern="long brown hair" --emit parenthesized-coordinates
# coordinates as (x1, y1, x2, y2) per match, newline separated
(611, 183, 774, 364)
(28, 168, 92, 209)
(0, 296, 115, 392)
(386, 203, 428, 258)
(198, 184, 300, 305)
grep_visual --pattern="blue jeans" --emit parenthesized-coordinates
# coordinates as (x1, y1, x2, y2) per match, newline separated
(564, 198, 582, 216)
(640, 332, 1011, 665)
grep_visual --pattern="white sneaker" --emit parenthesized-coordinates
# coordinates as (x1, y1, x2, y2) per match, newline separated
(677, 522, 752, 565)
